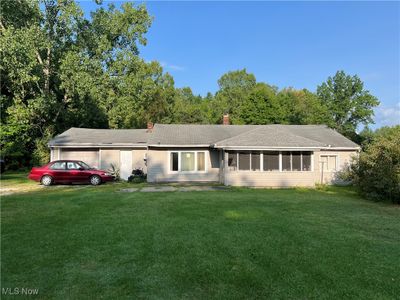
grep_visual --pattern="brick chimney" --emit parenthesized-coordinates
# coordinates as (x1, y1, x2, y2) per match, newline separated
(223, 113, 230, 125)
(147, 122, 154, 132)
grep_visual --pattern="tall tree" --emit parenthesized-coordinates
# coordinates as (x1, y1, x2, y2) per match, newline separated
(238, 83, 282, 124)
(277, 88, 330, 125)
(211, 69, 256, 124)
(0, 0, 172, 166)
(317, 70, 379, 137)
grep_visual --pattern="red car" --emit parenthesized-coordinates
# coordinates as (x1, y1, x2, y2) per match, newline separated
(28, 160, 114, 186)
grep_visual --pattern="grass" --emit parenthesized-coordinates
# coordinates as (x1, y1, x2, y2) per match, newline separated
(1, 172, 399, 299)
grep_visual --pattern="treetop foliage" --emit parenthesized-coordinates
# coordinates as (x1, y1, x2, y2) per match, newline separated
(0, 0, 381, 168)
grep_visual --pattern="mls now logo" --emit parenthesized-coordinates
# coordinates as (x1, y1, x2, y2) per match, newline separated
(2, 287, 39, 295)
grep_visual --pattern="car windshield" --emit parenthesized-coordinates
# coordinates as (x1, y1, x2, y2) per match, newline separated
(78, 161, 92, 170)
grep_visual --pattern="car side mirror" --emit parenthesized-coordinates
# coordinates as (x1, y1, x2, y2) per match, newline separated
(78, 167, 84, 171)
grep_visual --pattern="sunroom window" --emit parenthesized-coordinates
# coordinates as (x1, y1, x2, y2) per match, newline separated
(228, 151, 313, 172)
(302, 152, 312, 171)
(228, 152, 237, 170)
(263, 152, 279, 171)
(238, 152, 250, 170)
(251, 152, 260, 171)
(282, 152, 291, 171)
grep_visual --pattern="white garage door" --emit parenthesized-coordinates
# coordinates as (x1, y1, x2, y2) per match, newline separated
(61, 149, 99, 168)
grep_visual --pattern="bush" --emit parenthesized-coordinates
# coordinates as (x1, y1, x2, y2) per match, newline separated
(352, 126, 400, 203)
(32, 135, 51, 166)
(334, 161, 355, 184)
(127, 168, 147, 183)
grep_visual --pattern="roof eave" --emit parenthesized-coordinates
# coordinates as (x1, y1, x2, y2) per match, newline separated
(49, 143, 148, 148)
(147, 144, 211, 148)
(214, 145, 360, 151)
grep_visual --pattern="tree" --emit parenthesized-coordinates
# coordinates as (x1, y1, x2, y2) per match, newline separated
(172, 87, 209, 124)
(238, 83, 281, 124)
(277, 88, 330, 125)
(0, 0, 172, 167)
(352, 125, 400, 203)
(210, 69, 256, 124)
(317, 70, 379, 138)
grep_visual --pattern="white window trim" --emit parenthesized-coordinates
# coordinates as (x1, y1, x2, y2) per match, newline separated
(168, 151, 208, 174)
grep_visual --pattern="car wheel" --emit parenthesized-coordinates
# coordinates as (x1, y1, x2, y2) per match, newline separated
(90, 175, 101, 186)
(41, 175, 53, 186)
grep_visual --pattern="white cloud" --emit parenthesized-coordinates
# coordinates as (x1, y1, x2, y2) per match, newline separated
(160, 61, 185, 71)
(374, 102, 400, 128)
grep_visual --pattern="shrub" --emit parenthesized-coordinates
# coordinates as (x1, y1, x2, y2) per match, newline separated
(352, 126, 400, 203)
(334, 161, 355, 184)
(127, 168, 146, 183)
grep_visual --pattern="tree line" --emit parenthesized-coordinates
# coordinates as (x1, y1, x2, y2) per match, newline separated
(0, 0, 381, 168)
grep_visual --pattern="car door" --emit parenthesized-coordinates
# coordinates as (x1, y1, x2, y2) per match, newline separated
(48, 161, 68, 182)
(66, 161, 90, 183)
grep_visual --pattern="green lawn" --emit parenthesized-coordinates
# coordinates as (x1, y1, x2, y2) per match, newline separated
(1, 173, 399, 299)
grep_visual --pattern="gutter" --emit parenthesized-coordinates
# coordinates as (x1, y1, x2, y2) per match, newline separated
(213, 145, 360, 151)
(48, 143, 148, 148)
(147, 144, 211, 148)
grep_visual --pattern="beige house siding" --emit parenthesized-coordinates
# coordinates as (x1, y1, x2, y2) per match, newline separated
(50, 148, 60, 162)
(100, 149, 120, 170)
(316, 150, 357, 184)
(224, 150, 358, 187)
(147, 148, 220, 182)
(132, 149, 147, 173)
(60, 148, 99, 168)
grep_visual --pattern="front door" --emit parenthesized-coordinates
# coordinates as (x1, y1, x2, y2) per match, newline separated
(120, 150, 132, 180)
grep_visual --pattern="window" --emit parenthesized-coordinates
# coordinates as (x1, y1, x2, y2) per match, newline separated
(228, 151, 313, 172)
(170, 152, 178, 171)
(50, 161, 66, 170)
(67, 162, 81, 170)
(282, 152, 291, 171)
(228, 152, 237, 170)
(281, 152, 312, 172)
(197, 152, 205, 171)
(251, 152, 260, 171)
(169, 151, 206, 172)
(181, 152, 195, 171)
(238, 152, 250, 170)
(263, 152, 279, 171)
(321, 155, 337, 171)
(292, 152, 301, 171)
(302, 152, 312, 171)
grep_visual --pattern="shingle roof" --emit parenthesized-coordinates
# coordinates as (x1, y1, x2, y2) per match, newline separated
(48, 127, 148, 146)
(213, 125, 359, 148)
(49, 124, 359, 149)
(147, 124, 259, 146)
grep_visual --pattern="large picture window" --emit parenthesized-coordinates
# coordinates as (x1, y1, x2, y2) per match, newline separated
(228, 151, 313, 172)
(169, 151, 206, 172)
(181, 152, 195, 171)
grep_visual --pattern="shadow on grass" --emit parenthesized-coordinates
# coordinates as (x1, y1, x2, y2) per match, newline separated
(0, 172, 29, 181)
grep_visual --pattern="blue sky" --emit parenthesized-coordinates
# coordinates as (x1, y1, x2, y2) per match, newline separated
(79, 1, 399, 129)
